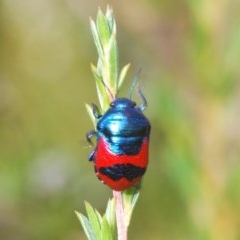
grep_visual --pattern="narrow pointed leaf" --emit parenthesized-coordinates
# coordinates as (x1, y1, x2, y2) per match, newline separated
(95, 210, 103, 224)
(122, 187, 140, 226)
(75, 211, 97, 240)
(101, 216, 112, 240)
(91, 64, 109, 110)
(105, 198, 116, 224)
(105, 198, 117, 240)
(97, 8, 111, 47)
(118, 63, 131, 89)
(108, 33, 118, 92)
(85, 103, 96, 127)
(90, 18, 104, 58)
(85, 202, 102, 239)
(105, 6, 114, 31)
(95, 75, 111, 111)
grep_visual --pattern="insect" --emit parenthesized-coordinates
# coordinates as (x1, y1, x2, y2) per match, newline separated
(86, 85, 151, 191)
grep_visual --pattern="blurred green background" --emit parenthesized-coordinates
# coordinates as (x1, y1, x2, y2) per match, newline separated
(1, 0, 240, 239)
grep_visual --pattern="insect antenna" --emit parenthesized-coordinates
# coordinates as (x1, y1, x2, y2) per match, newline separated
(137, 85, 147, 111)
(129, 68, 142, 100)
(129, 68, 147, 111)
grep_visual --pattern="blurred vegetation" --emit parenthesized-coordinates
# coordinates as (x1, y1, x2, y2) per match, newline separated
(1, 0, 240, 239)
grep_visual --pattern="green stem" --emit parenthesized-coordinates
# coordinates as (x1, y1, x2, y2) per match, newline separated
(77, 6, 140, 240)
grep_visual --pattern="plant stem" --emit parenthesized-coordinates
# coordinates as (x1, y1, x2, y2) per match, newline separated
(82, 7, 140, 240)
(113, 191, 127, 240)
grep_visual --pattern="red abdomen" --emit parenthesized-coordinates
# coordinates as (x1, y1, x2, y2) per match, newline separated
(94, 137, 149, 191)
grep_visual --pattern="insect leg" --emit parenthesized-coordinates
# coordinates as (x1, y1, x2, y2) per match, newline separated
(86, 130, 97, 145)
(88, 150, 96, 162)
(86, 130, 97, 162)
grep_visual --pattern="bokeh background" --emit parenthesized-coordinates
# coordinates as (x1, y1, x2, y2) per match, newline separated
(1, 0, 240, 239)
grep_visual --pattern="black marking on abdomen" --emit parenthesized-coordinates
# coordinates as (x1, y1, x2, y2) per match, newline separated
(98, 164, 146, 181)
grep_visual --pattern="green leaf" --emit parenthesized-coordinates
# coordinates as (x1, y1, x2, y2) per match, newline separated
(122, 187, 140, 226)
(118, 63, 131, 89)
(108, 32, 118, 93)
(75, 211, 97, 240)
(105, 198, 117, 239)
(85, 202, 101, 239)
(97, 8, 111, 47)
(90, 18, 104, 58)
(95, 210, 103, 225)
(91, 64, 110, 111)
(85, 202, 102, 239)
(105, 6, 114, 31)
(85, 103, 96, 128)
(101, 216, 112, 240)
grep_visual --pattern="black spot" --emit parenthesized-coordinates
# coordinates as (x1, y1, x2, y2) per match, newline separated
(98, 164, 146, 181)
